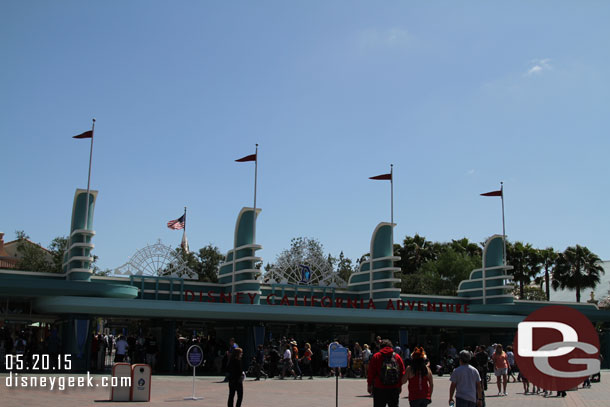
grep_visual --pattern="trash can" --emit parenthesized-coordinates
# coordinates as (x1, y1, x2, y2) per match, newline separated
(110, 363, 132, 401)
(130, 364, 152, 402)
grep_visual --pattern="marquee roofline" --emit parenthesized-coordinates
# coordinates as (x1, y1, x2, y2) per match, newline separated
(34, 295, 526, 328)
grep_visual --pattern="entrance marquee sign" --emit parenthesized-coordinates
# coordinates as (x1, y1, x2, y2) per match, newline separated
(183, 290, 470, 313)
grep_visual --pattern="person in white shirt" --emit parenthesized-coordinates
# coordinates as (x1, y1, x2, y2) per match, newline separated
(362, 344, 372, 378)
(449, 351, 483, 407)
(114, 335, 129, 363)
(280, 343, 293, 379)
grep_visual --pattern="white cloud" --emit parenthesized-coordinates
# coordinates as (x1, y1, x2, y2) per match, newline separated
(526, 58, 552, 76)
(467, 169, 475, 175)
(360, 27, 412, 48)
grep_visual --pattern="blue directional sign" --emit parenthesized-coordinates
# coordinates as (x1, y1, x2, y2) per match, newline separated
(187, 345, 203, 367)
(328, 342, 348, 368)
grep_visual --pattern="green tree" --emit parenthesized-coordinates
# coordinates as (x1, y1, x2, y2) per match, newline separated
(539, 247, 558, 301)
(552, 245, 605, 303)
(277, 237, 328, 266)
(92, 263, 111, 276)
(422, 247, 481, 295)
(14, 231, 54, 273)
(400, 271, 432, 294)
(194, 244, 224, 283)
(448, 237, 483, 258)
(399, 234, 440, 274)
(336, 251, 353, 283)
(400, 247, 481, 296)
(48, 235, 68, 273)
(168, 244, 223, 282)
(507, 242, 541, 299)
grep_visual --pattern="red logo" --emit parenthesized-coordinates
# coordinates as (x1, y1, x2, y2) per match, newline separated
(513, 305, 600, 391)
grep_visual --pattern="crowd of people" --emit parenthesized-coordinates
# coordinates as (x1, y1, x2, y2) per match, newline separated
(2, 325, 604, 407)
(365, 340, 603, 407)
(0, 326, 62, 371)
(88, 333, 160, 371)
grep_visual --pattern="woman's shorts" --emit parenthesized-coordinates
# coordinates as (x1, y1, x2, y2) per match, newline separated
(495, 368, 508, 376)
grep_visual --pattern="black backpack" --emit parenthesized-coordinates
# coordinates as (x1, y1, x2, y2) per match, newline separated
(380, 352, 399, 385)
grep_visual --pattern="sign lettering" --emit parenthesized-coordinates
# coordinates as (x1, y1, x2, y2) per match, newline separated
(183, 291, 469, 313)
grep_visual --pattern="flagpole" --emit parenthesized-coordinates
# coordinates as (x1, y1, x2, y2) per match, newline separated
(501, 182, 506, 266)
(253, 144, 258, 244)
(80, 118, 95, 273)
(390, 164, 394, 245)
(84, 118, 95, 232)
(183, 206, 187, 252)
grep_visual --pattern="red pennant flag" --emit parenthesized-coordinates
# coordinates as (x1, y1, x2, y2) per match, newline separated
(481, 190, 502, 197)
(73, 130, 93, 139)
(369, 173, 392, 181)
(235, 153, 256, 162)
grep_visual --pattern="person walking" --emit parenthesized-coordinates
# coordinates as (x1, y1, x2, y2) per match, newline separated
(367, 339, 406, 407)
(505, 345, 516, 383)
(280, 343, 293, 379)
(473, 346, 489, 392)
(97, 334, 106, 371)
(362, 344, 372, 378)
(291, 340, 302, 379)
(227, 347, 244, 407)
(254, 344, 267, 380)
(492, 344, 509, 396)
(402, 347, 433, 407)
(449, 350, 483, 407)
(223, 338, 239, 383)
(300, 342, 313, 379)
(145, 334, 159, 372)
(114, 335, 129, 363)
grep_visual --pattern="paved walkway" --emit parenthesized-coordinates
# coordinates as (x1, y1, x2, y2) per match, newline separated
(1, 371, 608, 406)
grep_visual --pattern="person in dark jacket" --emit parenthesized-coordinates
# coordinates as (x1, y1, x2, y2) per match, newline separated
(367, 339, 406, 407)
(473, 346, 489, 391)
(227, 347, 244, 407)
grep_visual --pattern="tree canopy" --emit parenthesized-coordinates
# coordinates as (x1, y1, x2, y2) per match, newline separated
(13, 231, 65, 273)
(9, 230, 605, 301)
(172, 244, 223, 283)
(552, 245, 605, 302)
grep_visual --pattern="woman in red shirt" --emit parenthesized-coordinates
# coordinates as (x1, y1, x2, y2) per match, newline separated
(402, 347, 433, 407)
(492, 344, 509, 396)
(300, 342, 314, 379)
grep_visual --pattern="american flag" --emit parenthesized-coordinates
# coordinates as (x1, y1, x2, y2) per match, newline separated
(167, 214, 185, 230)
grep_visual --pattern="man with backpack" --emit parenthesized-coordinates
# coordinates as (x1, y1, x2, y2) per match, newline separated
(367, 339, 406, 407)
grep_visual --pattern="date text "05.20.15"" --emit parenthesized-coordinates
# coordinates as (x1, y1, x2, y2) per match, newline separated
(5, 354, 72, 370)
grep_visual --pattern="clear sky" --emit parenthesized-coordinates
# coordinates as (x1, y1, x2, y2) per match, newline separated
(2, 1, 609, 272)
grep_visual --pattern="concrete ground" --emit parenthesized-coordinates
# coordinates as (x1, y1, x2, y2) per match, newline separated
(1, 371, 608, 407)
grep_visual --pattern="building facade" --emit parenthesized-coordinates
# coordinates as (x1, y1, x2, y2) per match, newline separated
(1, 189, 609, 372)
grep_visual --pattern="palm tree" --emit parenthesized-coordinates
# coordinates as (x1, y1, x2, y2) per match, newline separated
(449, 237, 483, 258)
(539, 247, 558, 301)
(399, 234, 439, 274)
(552, 245, 605, 302)
(507, 242, 542, 299)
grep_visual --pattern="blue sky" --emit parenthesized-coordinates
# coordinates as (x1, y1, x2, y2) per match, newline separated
(2, 1, 609, 272)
